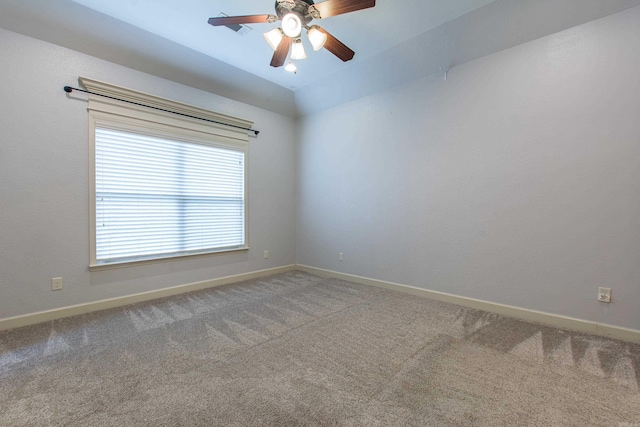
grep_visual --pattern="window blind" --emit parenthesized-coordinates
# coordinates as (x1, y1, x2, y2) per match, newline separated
(95, 127, 245, 264)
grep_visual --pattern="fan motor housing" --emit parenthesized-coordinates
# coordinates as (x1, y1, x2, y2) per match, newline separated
(275, 0, 315, 24)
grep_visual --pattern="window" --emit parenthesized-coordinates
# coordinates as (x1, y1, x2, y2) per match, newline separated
(84, 78, 252, 268)
(95, 127, 245, 264)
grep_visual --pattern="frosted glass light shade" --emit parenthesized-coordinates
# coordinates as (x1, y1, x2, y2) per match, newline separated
(285, 62, 297, 73)
(263, 28, 284, 51)
(282, 13, 302, 38)
(290, 39, 307, 60)
(307, 26, 327, 51)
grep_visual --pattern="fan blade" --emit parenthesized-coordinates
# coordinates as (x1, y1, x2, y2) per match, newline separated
(312, 0, 376, 19)
(270, 37, 292, 67)
(318, 28, 355, 62)
(208, 15, 276, 26)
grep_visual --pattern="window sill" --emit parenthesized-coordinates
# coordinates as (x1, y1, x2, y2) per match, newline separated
(89, 246, 250, 271)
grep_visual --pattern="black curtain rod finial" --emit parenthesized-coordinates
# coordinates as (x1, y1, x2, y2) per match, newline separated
(62, 85, 260, 136)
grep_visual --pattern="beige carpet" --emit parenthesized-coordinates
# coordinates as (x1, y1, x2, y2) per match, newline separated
(1, 271, 639, 426)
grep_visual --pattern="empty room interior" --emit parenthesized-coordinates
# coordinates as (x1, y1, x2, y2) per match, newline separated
(1, 0, 640, 425)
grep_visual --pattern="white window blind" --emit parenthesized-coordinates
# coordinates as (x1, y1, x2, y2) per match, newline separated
(95, 127, 245, 264)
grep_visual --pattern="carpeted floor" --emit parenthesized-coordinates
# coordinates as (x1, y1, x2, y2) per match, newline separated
(1, 271, 639, 426)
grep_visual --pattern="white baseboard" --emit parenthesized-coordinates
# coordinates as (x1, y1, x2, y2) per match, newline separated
(0, 265, 297, 332)
(4, 263, 638, 344)
(297, 265, 640, 344)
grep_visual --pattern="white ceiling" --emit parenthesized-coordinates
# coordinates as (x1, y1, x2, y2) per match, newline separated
(68, 0, 497, 90)
(2, 0, 640, 117)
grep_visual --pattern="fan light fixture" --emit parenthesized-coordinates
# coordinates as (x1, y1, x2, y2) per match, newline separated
(263, 28, 284, 51)
(281, 13, 302, 38)
(307, 26, 327, 51)
(290, 39, 307, 60)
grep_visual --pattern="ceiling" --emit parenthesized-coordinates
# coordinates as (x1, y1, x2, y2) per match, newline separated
(67, 0, 497, 90)
(2, 0, 640, 117)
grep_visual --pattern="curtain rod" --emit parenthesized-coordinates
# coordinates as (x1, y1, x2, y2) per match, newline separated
(63, 86, 260, 136)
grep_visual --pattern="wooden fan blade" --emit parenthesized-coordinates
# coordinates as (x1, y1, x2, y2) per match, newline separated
(312, 0, 376, 19)
(319, 28, 355, 62)
(208, 15, 275, 26)
(270, 37, 292, 67)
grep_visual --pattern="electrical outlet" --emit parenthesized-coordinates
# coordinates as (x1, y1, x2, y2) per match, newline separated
(51, 277, 63, 291)
(339, 252, 344, 262)
(263, 250, 269, 259)
(598, 287, 611, 303)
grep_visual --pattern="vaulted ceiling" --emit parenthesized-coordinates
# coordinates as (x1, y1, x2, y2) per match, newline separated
(1, 0, 640, 117)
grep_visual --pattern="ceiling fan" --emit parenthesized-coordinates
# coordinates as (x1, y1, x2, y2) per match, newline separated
(208, 0, 376, 70)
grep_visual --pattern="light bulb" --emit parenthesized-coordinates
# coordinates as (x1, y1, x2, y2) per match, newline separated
(285, 61, 297, 73)
(307, 26, 327, 51)
(263, 28, 284, 51)
(290, 39, 307, 60)
(281, 13, 302, 38)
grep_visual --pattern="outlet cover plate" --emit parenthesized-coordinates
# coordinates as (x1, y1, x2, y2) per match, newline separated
(52, 277, 63, 291)
(598, 287, 611, 303)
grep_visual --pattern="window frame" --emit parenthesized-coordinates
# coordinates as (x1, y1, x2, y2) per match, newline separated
(83, 78, 252, 270)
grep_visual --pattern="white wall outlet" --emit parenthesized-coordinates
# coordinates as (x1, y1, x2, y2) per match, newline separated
(339, 252, 344, 262)
(51, 277, 63, 291)
(263, 250, 269, 259)
(598, 287, 611, 303)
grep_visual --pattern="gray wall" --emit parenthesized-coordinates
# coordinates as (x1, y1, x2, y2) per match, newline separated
(0, 28, 297, 319)
(2, 5, 640, 332)
(297, 7, 640, 330)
